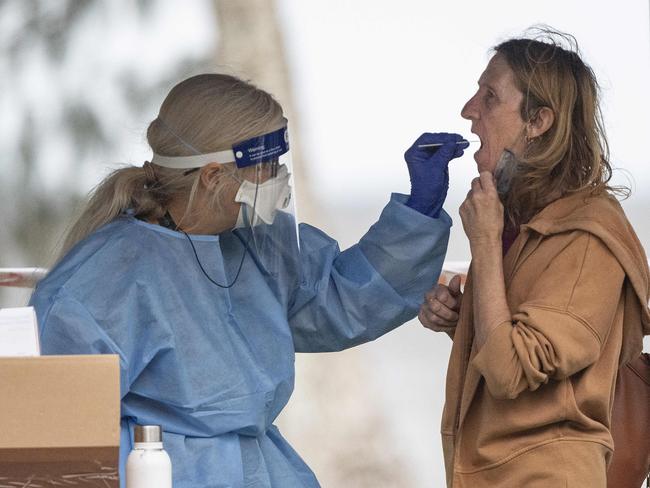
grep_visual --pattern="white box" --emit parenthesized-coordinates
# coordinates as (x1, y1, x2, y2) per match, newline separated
(0, 306, 41, 356)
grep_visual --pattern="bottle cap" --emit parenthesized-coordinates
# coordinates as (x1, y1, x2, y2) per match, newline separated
(134, 425, 163, 443)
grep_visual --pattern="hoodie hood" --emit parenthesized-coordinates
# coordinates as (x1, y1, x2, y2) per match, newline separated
(523, 190, 650, 363)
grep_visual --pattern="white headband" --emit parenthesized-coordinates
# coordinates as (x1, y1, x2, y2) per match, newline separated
(151, 117, 288, 169)
(151, 149, 236, 169)
(151, 117, 236, 169)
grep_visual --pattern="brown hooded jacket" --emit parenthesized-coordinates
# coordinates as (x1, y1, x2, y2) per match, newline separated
(442, 191, 650, 487)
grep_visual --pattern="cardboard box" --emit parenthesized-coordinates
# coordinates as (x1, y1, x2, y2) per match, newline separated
(0, 355, 120, 486)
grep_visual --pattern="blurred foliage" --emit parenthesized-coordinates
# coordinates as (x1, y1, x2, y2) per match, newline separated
(0, 0, 213, 275)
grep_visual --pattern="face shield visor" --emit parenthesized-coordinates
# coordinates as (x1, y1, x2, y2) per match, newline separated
(151, 125, 299, 288)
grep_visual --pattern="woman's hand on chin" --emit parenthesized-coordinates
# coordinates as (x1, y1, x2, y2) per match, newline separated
(460, 171, 504, 248)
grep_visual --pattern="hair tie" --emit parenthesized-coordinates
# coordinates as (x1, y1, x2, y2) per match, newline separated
(142, 161, 158, 190)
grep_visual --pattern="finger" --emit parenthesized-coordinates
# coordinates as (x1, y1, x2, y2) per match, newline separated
(452, 139, 470, 158)
(433, 286, 459, 310)
(419, 308, 439, 327)
(413, 133, 436, 148)
(437, 306, 459, 322)
(436, 144, 456, 161)
(424, 286, 444, 302)
(471, 177, 482, 193)
(419, 309, 457, 329)
(414, 132, 463, 146)
(452, 147, 464, 159)
(479, 171, 497, 194)
(424, 317, 457, 330)
(414, 133, 467, 161)
(425, 296, 459, 322)
(423, 293, 443, 313)
(448, 274, 462, 297)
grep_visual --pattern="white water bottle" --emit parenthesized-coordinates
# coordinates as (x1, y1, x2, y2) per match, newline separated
(126, 425, 172, 488)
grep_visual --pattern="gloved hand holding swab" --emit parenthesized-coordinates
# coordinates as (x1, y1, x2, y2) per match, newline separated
(418, 139, 479, 149)
(404, 132, 469, 217)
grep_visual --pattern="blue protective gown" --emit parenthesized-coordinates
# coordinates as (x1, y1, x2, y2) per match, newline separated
(30, 194, 451, 488)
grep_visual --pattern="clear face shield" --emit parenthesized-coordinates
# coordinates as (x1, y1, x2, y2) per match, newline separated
(229, 126, 300, 281)
(151, 124, 300, 288)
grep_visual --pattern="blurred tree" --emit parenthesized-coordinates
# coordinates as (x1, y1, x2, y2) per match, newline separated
(0, 0, 214, 304)
(2, 1, 97, 269)
(212, 1, 413, 486)
(213, 0, 316, 223)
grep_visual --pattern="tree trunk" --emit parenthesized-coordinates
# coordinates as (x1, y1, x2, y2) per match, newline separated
(212, 2, 413, 486)
(213, 0, 316, 223)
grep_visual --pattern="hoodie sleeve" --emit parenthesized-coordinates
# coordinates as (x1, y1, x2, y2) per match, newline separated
(473, 231, 625, 400)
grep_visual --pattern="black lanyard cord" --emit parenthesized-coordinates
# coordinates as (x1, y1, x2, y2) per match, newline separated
(162, 169, 261, 289)
(159, 210, 248, 289)
(181, 228, 247, 289)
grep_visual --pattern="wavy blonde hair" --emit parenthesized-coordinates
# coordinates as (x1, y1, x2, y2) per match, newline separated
(495, 28, 628, 226)
(59, 74, 285, 258)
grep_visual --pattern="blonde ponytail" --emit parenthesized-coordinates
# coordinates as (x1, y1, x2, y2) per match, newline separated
(59, 163, 187, 257)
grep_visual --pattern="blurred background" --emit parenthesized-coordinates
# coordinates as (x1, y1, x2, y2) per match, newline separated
(2, 1, 649, 486)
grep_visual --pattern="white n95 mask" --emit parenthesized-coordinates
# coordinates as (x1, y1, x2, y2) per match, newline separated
(235, 164, 292, 228)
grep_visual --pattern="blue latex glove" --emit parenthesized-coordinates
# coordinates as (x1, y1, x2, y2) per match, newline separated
(404, 132, 469, 217)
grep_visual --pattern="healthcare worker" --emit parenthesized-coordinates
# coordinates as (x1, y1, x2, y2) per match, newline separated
(30, 73, 467, 487)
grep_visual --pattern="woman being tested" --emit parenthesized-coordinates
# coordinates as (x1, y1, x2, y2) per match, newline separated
(30, 74, 466, 487)
(419, 31, 650, 487)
